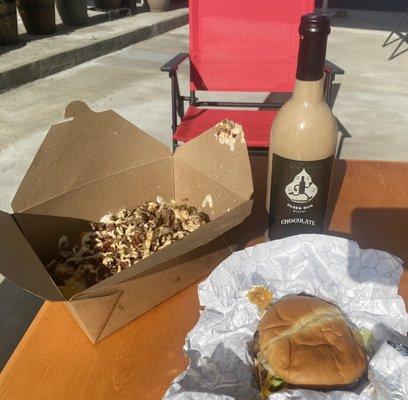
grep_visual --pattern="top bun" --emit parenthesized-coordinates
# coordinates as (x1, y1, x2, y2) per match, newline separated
(258, 295, 367, 388)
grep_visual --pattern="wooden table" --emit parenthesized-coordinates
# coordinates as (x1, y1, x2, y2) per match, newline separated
(1, 159, 407, 400)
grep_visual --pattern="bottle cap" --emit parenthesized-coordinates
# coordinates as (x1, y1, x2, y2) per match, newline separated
(299, 13, 331, 36)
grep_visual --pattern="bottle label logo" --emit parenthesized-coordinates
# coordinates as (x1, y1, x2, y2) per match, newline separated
(285, 168, 318, 204)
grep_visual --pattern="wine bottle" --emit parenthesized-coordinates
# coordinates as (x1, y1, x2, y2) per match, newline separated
(266, 13, 337, 240)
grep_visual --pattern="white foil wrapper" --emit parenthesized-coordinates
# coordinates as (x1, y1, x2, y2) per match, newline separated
(164, 234, 408, 400)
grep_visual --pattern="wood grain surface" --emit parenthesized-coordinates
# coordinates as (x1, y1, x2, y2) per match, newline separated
(1, 159, 407, 400)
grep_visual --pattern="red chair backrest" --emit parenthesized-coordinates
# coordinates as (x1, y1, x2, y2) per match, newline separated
(189, 0, 315, 93)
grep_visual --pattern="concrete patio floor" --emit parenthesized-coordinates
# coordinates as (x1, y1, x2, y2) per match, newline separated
(0, 9, 407, 369)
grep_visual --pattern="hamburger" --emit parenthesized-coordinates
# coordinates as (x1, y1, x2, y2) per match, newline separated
(251, 295, 367, 397)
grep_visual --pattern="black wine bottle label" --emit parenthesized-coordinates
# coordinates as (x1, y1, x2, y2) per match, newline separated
(268, 154, 334, 240)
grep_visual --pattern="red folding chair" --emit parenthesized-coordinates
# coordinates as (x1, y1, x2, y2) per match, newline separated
(161, 0, 344, 152)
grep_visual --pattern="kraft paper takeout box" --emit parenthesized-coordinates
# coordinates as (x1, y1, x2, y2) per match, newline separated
(0, 101, 253, 342)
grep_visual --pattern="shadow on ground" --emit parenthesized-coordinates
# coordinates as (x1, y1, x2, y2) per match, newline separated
(318, 1, 407, 15)
(0, 279, 43, 370)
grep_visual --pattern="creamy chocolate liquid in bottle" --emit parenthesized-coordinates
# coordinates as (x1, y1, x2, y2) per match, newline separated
(266, 14, 337, 240)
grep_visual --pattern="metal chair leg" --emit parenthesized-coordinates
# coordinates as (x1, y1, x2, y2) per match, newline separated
(170, 75, 178, 134)
(324, 73, 334, 108)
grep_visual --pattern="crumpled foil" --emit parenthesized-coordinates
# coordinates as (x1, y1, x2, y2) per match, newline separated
(163, 234, 408, 400)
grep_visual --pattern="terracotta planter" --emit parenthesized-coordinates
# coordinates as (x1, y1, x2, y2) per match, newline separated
(17, 0, 55, 35)
(56, 0, 87, 26)
(0, 2, 19, 45)
(94, 0, 121, 10)
(147, 0, 169, 12)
